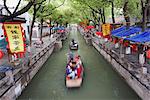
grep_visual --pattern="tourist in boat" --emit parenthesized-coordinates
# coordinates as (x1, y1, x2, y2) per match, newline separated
(76, 64, 82, 78)
(75, 55, 81, 65)
(66, 61, 78, 79)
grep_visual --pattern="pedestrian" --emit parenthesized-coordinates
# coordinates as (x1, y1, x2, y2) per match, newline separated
(139, 52, 145, 66)
(146, 46, 150, 64)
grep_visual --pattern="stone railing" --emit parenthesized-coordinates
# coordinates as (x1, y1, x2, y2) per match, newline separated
(0, 33, 66, 100)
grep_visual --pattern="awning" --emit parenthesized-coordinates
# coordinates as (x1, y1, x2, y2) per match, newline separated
(112, 27, 141, 38)
(125, 31, 150, 43)
(52, 27, 59, 30)
(111, 26, 126, 35)
(58, 26, 65, 30)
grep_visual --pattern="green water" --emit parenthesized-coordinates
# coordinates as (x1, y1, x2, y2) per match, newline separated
(18, 27, 140, 100)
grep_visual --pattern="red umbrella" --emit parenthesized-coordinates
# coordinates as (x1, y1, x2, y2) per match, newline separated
(84, 28, 88, 32)
(123, 41, 129, 47)
(109, 37, 113, 42)
(146, 49, 150, 59)
(103, 35, 110, 39)
(119, 39, 124, 44)
(131, 44, 138, 52)
(113, 38, 118, 44)
(87, 25, 94, 29)
(96, 32, 103, 36)
(0, 50, 3, 59)
(57, 30, 65, 33)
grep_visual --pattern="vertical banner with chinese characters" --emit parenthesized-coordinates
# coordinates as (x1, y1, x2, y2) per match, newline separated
(3, 22, 25, 54)
(102, 24, 111, 37)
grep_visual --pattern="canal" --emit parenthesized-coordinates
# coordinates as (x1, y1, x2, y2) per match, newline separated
(18, 26, 140, 100)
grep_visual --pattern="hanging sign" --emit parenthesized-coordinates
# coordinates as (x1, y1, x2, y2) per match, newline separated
(3, 22, 25, 53)
(102, 24, 111, 36)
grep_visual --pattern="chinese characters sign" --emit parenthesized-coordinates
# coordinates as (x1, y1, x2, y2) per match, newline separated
(3, 23, 25, 53)
(102, 24, 111, 36)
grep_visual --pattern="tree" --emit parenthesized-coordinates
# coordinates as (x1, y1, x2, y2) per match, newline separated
(141, 0, 150, 31)
(123, 0, 130, 26)
(29, 0, 46, 46)
(70, 0, 108, 31)
(2, 0, 35, 22)
(36, 0, 66, 41)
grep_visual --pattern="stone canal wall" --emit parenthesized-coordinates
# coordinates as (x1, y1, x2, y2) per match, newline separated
(78, 27, 150, 100)
(92, 41, 150, 100)
(0, 42, 56, 100)
(0, 34, 65, 100)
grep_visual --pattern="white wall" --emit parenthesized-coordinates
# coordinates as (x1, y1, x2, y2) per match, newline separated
(0, 23, 4, 40)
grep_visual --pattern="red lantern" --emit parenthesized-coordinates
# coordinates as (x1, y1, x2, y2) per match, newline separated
(87, 25, 94, 29)
(109, 37, 113, 42)
(131, 44, 137, 52)
(103, 35, 110, 39)
(123, 41, 129, 47)
(84, 28, 88, 32)
(96, 32, 102, 36)
(119, 39, 124, 44)
(146, 49, 150, 59)
(0, 50, 3, 59)
(113, 38, 118, 44)
(20, 53, 24, 58)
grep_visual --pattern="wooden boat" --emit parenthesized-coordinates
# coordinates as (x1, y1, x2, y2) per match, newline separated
(65, 56, 84, 88)
(69, 40, 78, 50)
(66, 78, 83, 88)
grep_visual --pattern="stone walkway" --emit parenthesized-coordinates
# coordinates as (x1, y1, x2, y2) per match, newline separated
(0, 36, 57, 79)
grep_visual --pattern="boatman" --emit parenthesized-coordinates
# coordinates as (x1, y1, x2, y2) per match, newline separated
(67, 51, 74, 63)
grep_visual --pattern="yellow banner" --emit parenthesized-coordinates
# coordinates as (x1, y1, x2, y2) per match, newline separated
(102, 24, 111, 36)
(3, 23, 25, 53)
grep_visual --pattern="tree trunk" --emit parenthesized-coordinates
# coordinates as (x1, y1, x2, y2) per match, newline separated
(56, 22, 59, 27)
(123, 0, 130, 27)
(102, 8, 106, 24)
(141, 0, 149, 31)
(2, 1, 34, 22)
(147, 0, 150, 21)
(143, 6, 148, 31)
(29, 5, 36, 46)
(49, 18, 52, 38)
(99, 9, 104, 24)
(98, 14, 101, 31)
(40, 18, 43, 41)
(111, 1, 115, 23)
(147, 8, 150, 22)
(91, 11, 97, 27)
